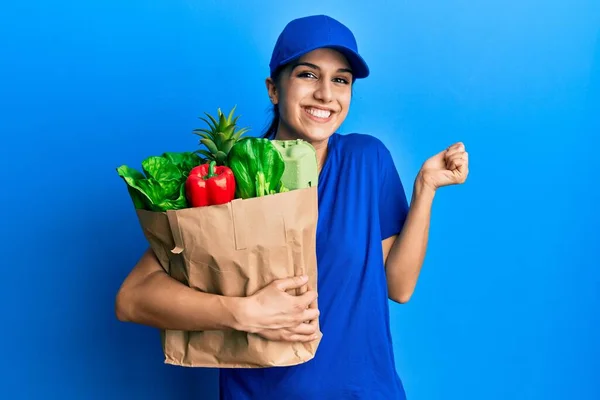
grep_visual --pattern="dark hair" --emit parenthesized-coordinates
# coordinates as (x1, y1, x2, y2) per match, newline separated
(262, 67, 284, 138)
(262, 104, 280, 138)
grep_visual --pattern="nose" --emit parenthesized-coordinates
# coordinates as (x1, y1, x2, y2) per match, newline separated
(314, 80, 333, 103)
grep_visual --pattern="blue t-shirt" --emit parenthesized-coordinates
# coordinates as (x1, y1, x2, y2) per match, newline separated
(219, 132, 410, 399)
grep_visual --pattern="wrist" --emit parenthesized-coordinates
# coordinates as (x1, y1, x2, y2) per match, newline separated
(220, 296, 246, 331)
(221, 296, 254, 332)
(413, 172, 436, 203)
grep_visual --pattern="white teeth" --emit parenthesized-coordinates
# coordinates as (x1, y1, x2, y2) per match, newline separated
(306, 107, 331, 119)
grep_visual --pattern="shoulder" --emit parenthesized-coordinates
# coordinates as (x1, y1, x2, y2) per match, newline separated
(334, 132, 390, 153)
(333, 132, 394, 163)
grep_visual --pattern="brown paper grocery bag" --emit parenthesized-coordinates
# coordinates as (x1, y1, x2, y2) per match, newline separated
(135, 186, 321, 368)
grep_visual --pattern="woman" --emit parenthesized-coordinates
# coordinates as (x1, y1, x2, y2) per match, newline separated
(116, 14, 468, 400)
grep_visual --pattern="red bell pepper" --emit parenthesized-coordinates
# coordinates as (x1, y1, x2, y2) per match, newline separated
(185, 161, 236, 207)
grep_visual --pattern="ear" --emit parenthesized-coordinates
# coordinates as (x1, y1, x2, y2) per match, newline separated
(265, 77, 279, 105)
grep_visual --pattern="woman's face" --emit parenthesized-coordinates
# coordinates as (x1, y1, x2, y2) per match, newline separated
(267, 48, 353, 145)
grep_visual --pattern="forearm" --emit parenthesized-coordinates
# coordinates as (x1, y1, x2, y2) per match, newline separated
(115, 251, 244, 331)
(385, 174, 435, 303)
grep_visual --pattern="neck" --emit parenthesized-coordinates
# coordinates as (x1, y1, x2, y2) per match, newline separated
(312, 141, 328, 173)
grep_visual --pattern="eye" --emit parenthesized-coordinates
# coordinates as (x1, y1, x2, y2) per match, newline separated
(333, 77, 350, 85)
(297, 71, 317, 79)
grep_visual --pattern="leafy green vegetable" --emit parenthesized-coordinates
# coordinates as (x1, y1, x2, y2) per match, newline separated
(161, 151, 205, 173)
(227, 138, 287, 199)
(117, 151, 202, 211)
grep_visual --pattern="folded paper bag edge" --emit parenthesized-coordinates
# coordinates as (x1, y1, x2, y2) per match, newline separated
(166, 210, 184, 254)
(230, 198, 247, 250)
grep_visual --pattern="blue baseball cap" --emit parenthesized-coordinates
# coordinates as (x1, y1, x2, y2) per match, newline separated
(269, 15, 370, 79)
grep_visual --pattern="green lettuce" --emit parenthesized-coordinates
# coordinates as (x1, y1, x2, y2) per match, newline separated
(117, 151, 203, 211)
(227, 137, 287, 199)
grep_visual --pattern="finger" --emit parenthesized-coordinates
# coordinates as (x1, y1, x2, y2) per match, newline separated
(286, 332, 320, 342)
(295, 289, 318, 309)
(446, 152, 468, 170)
(457, 161, 469, 178)
(445, 145, 466, 159)
(286, 322, 318, 336)
(274, 275, 308, 291)
(448, 142, 465, 152)
(306, 296, 319, 323)
(307, 291, 318, 310)
(280, 301, 319, 327)
(447, 158, 463, 170)
(298, 307, 320, 323)
(432, 148, 448, 159)
(257, 327, 317, 343)
(448, 158, 468, 181)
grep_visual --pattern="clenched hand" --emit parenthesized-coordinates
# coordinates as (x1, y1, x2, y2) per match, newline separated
(237, 275, 320, 342)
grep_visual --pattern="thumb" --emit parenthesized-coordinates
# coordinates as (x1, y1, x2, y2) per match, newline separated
(434, 148, 448, 159)
(274, 275, 309, 291)
(425, 148, 447, 165)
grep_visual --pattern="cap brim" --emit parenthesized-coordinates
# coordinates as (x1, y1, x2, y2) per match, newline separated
(327, 45, 370, 79)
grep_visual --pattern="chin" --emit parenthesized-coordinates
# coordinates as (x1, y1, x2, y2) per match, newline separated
(278, 116, 340, 144)
(299, 119, 341, 143)
(297, 128, 335, 144)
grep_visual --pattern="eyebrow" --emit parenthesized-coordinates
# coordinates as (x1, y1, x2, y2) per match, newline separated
(292, 62, 353, 75)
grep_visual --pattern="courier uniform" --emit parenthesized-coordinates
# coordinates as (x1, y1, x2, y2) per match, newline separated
(219, 132, 410, 399)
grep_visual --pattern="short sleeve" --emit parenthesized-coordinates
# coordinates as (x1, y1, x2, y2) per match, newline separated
(378, 144, 409, 240)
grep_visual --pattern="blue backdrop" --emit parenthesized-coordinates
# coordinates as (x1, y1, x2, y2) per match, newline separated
(2, 1, 598, 399)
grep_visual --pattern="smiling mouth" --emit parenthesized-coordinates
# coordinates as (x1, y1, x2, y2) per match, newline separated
(304, 107, 333, 120)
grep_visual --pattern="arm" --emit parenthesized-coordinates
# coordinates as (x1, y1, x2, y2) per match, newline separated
(383, 141, 468, 303)
(115, 248, 243, 331)
(383, 174, 435, 304)
(115, 248, 320, 340)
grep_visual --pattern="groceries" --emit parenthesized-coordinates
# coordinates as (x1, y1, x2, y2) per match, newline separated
(117, 107, 319, 211)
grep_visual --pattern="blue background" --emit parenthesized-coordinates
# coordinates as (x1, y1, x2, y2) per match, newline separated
(1, 1, 598, 399)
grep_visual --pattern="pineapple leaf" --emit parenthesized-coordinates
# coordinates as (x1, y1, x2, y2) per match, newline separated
(199, 117, 216, 132)
(218, 112, 227, 130)
(227, 105, 237, 123)
(192, 130, 214, 140)
(221, 138, 236, 154)
(200, 138, 219, 154)
(194, 149, 214, 159)
(233, 128, 249, 140)
(193, 128, 215, 136)
(204, 113, 219, 131)
(195, 134, 212, 143)
(216, 132, 227, 147)
(215, 151, 227, 164)
(221, 125, 234, 136)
